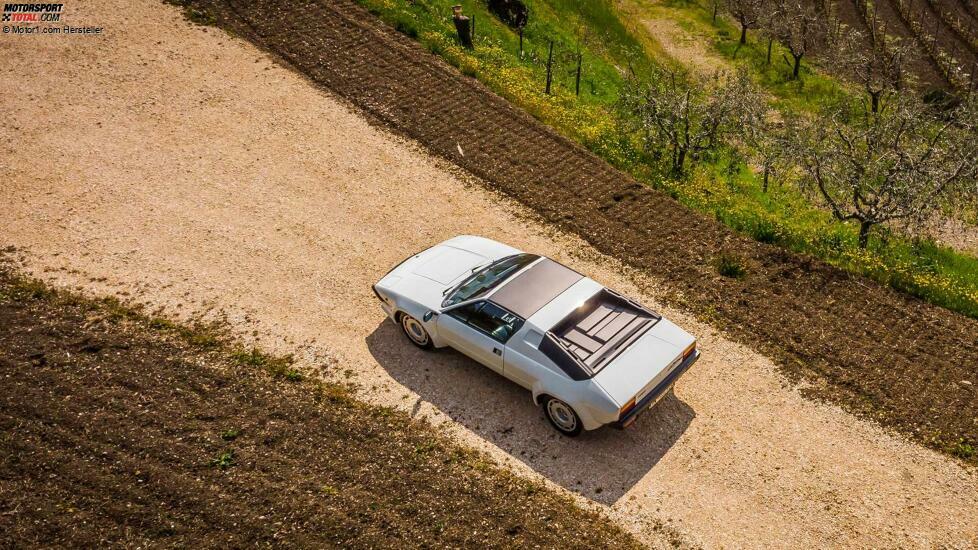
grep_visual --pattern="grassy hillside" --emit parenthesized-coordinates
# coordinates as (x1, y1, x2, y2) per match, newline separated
(357, 0, 978, 319)
(620, 0, 851, 112)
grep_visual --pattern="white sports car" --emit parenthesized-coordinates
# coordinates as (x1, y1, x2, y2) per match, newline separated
(373, 236, 699, 436)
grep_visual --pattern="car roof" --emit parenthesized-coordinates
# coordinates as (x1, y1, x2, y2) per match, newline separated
(488, 258, 582, 319)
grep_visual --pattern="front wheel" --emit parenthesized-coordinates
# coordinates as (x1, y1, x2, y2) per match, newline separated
(543, 396, 582, 436)
(400, 314, 433, 350)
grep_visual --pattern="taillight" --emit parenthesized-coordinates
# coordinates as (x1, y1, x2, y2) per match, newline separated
(682, 341, 696, 361)
(619, 397, 636, 419)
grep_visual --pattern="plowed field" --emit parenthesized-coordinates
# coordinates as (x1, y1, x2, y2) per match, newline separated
(0, 271, 641, 548)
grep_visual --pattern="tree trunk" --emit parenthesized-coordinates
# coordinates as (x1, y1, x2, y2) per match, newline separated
(870, 90, 881, 113)
(740, 25, 748, 44)
(674, 148, 687, 175)
(792, 53, 803, 78)
(858, 219, 873, 248)
(519, 27, 523, 58)
(766, 37, 773, 64)
(545, 41, 554, 94)
(762, 164, 770, 192)
(575, 53, 582, 96)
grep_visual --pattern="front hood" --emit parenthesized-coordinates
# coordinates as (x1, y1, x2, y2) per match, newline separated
(376, 237, 520, 311)
(412, 246, 489, 285)
(592, 317, 695, 406)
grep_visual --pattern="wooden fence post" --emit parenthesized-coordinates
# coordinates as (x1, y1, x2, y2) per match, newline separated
(545, 40, 554, 94)
(452, 5, 473, 49)
(575, 51, 583, 96)
(969, 65, 976, 97)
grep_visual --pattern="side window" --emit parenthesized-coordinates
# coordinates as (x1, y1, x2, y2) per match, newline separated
(466, 302, 524, 344)
(447, 301, 484, 324)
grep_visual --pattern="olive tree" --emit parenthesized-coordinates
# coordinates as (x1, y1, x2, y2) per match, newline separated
(769, 0, 827, 79)
(745, 110, 794, 192)
(829, 27, 912, 113)
(726, 0, 766, 45)
(794, 99, 978, 247)
(728, 71, 791, 191)
(619, 66, 757, 176)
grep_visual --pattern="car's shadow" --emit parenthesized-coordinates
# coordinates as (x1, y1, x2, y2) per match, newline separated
(365, 320, 695, 505)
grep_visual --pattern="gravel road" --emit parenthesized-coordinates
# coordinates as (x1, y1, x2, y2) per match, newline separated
(199, 0, 978, 463)
(1, 1, 976, 547)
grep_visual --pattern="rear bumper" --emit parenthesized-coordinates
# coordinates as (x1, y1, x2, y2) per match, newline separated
(611, 350, 699, 429)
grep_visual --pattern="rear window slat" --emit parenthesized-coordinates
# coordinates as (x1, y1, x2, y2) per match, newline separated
(541, 288, 662, 379)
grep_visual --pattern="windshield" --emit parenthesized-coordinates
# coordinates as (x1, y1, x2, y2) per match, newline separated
(442, 253, 539, 307)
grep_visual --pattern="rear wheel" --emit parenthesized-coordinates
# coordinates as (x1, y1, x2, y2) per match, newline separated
(543, 396, 582, 436)
(400, 313, 433, 350)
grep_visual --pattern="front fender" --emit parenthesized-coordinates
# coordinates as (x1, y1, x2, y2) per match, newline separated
(392, 298, 448, 348)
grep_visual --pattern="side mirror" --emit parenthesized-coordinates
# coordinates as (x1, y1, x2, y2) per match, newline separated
(423, 310, 438, 322)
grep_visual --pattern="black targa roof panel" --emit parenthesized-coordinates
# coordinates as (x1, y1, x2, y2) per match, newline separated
(540, 288, 661, 379)
(489, 258, 582, 319)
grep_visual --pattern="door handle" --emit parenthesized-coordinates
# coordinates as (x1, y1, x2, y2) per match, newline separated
(493, 347, 502, 356)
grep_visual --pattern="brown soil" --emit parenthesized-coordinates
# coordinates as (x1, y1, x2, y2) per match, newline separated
(0, 270, 643, 548)
(917, 0, 978, 59)
(183, 0, 978, 464)
(833, 0, 949, 88)
(641, 17, 730, 76)
(923, 214, 978, 256)
(935, 0, 978, 56)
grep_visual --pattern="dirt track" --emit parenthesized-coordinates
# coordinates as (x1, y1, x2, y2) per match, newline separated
(1, 0, 977, 547)
(193, 0, 978, 465)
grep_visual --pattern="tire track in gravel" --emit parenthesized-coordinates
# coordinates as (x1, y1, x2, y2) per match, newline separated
(1, 0, 977, 547)
(191, 0, 978, 465)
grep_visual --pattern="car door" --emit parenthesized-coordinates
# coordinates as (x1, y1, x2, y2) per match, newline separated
(437, 301, 523, 374)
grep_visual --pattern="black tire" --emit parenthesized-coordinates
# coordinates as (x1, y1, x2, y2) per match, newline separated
(399, 313, 433, 350)
(542, 396, 582, 436)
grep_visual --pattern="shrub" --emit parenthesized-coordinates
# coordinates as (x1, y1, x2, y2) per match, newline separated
(715, 253, 748, 279)
(211, 449, 236, 470)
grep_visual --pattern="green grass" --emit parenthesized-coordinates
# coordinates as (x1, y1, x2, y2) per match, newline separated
(654, 0, 851, 112)
(231, 347, 302, 380)
(354, 0, 978, 319)
(211, 449, 236, 470)
(715, 252, 748, 279)
(147, 314, 221, 347)
(163, 0, 217, 26)
(950, 440, 976, 460)
(678, 150, 978, 316)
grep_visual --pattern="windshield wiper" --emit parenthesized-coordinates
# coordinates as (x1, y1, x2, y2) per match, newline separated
(442, 260, 494, 298)
(470, 261, 491, 273)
